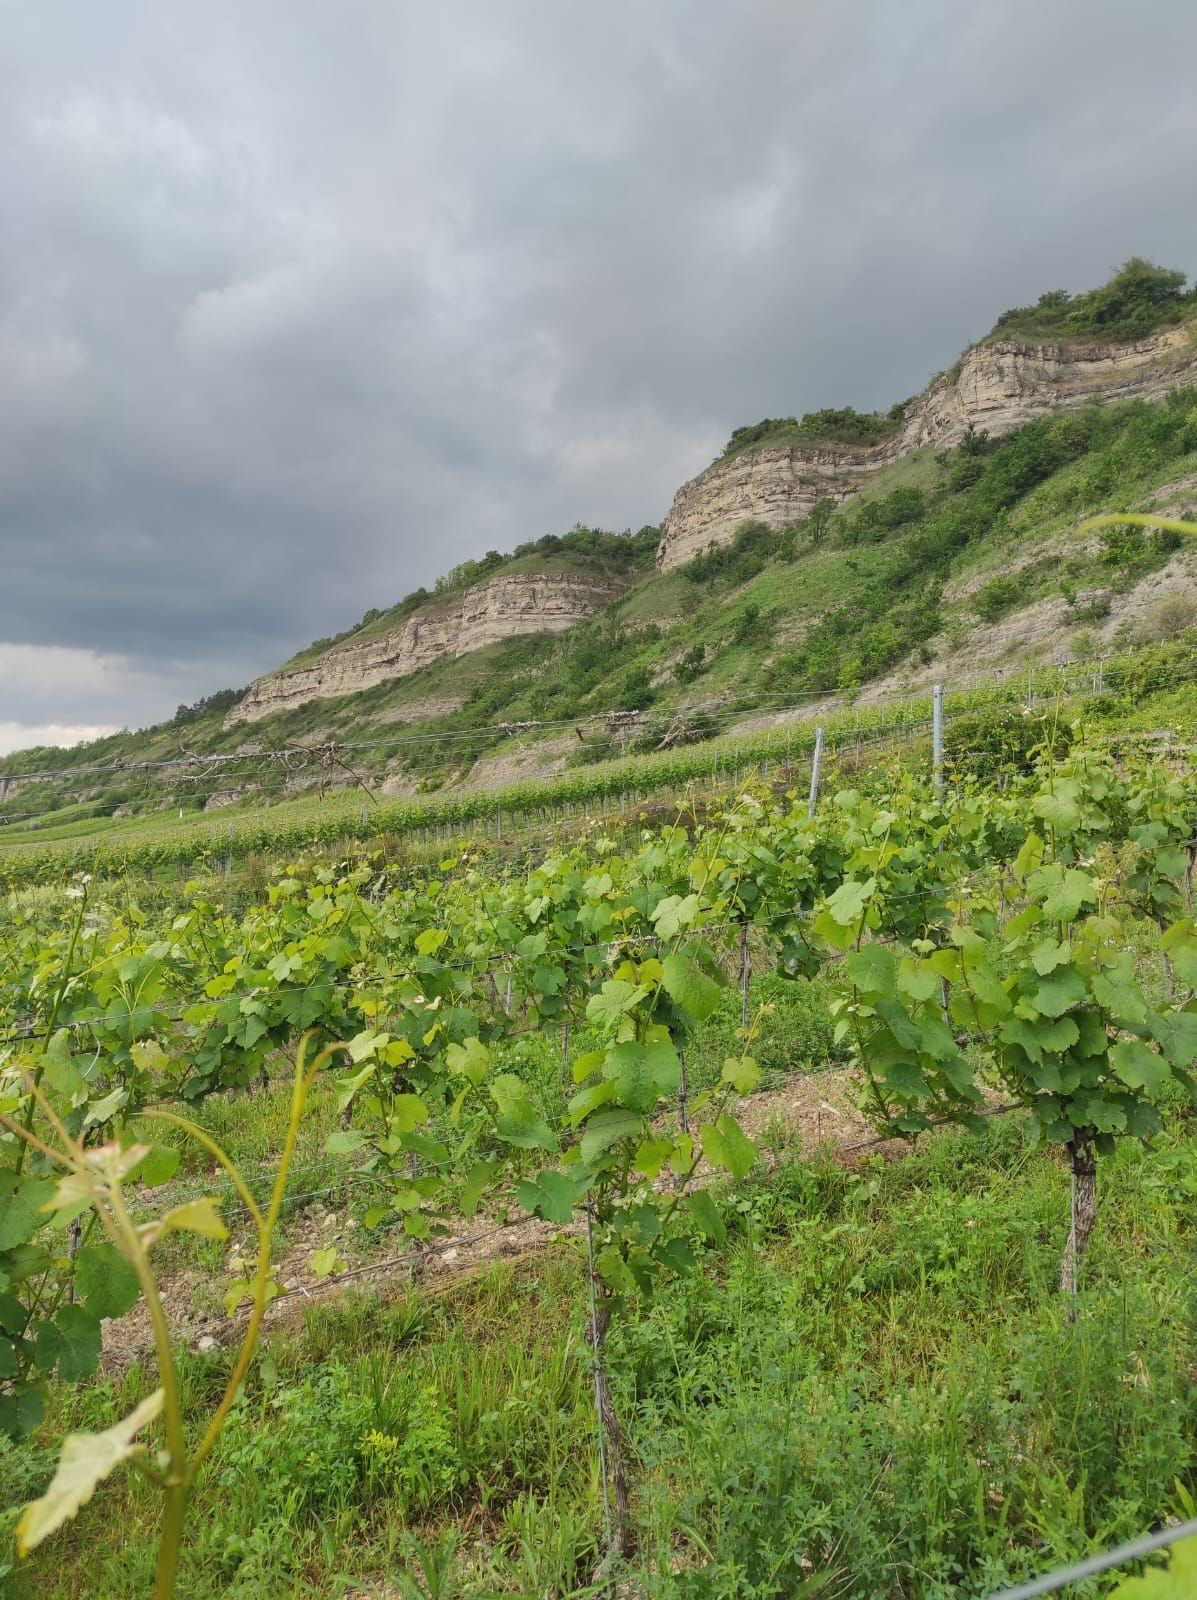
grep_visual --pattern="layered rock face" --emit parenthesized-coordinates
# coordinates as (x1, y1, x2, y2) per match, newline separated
(657, 324, 1197, 570)
(227, 570, 622, 725)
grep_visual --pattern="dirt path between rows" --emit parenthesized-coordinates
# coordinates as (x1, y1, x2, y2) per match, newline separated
(100, 1068, 979, 1366)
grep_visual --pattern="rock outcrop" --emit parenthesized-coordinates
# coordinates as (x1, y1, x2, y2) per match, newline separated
(228, 319, 1197, 727)
(226, 570, 623, 726)
(657, 323, 1197, 570)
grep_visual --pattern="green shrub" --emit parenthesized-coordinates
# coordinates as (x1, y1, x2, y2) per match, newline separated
(721, 406, 903, 459)
(673, 644, 708, 684)
(989, 259, 1195, 344)
(973, 575, 1025, 622)
(682, 521, 775, 585)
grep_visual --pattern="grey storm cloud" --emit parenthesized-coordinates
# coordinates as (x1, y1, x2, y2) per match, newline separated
(2, 0, 1197, 746)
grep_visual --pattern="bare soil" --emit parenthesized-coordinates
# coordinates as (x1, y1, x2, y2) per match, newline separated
(99, 1068, 954, 1367)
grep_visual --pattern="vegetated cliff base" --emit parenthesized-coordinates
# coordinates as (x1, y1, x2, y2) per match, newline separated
(657, 324, 1197, 570)
(227, 569, 624, 725)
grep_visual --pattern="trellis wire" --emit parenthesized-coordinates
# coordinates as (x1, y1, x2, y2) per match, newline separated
(983, 1515, 1197, 1599)
(6, 650, 1189, 871)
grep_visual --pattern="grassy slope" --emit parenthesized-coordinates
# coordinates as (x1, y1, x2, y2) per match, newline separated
(4, 381, 1197, 851)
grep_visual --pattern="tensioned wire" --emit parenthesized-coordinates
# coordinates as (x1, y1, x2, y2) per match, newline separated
(1, 672, 1187, 854)
(0, 649, 1165, 789)
(3, 663, 1185, 842)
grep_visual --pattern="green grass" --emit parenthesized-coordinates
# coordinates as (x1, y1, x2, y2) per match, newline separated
(4, 1113, 1193, 1597)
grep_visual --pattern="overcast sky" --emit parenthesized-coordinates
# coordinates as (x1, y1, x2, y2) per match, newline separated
(2, 1, 1196, 753)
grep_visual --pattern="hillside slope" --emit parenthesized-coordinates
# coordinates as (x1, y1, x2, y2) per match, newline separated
(3, 262, 1197, 838)
(211, 258, 1197, 724)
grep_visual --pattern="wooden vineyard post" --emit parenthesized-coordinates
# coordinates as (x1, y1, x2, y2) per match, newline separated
(1059, 1134, 1098, 1320)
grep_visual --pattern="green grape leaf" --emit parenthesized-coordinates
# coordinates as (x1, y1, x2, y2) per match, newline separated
(446, 1036, 491, 1085)
(882, 1060, 926, 1098)
(567, 1079, 618, 1126)
(586, 980, 650, 1034)
(661, 953, 724, 1021)
(651, 893, 701, 939)
(1037, 1015, 1082, 1054)
(42, 1032, 86, 1104)
(700, 1115, 756, 1181)
(1032, 967, 1087, 1018)
(1000, 1017, 1044, 1063)
(654, 1236, 695, 1275)
(721, 1055, 761, 1094)
(1034, 867, 1097, 923)
(1013, 830, 1044, 881)
(1149, 1009, 1197, 1070)
(1107, 1531, 1197, 1597)
(1032, 792, 1081, 833)
(0, 1292, 26, 1334)
(75, 1245, 140, 1321)
(346, 1029, 386, 1064)
(570, 1049, 606, 1085)
(915, 1015, 962, 1063)
(686, 1189, 727, 1246)
(399, 1131, 450, 1165)
(1074, 1010, 1108, 1057)
(389, 1094, 430, 1134)
(845, 943, 896, 998)
(1091, 971, 1149, 1025)
(0, 1386, 45, 1442)
(824, 877, 877, 927)
(631, 1138, 674, 1178)
(36, 1305, 102, 1382)
(897, 960, 941, 1004)
(491, 1076, 557, 1151)
(605, 1040, 680, 1110)
(310, 1246, 339, 1280)
(532, 965, 565, 998)
(1030, 939, 1071, 976)
(333, 1063, 377, 1111)
(580, 1109, 645, 1166)
(1167, 941, 1197, 988)
(130, 1145, 180, 1188)
(0, 1175, 56, 1250)
(874, 998, 922, 1051)
(515, 1169, 590, 1226)
(459, 1159, 502, 1217)
(1068, 1092, 1127, 1134)
(961, 965, 1013, 1022)
(158, 1198, 229, 1242)
(324, 1128, 367, 1155)
(1110, 1041, 1171, 1094)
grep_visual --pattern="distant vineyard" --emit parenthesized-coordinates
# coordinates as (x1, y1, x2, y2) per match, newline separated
(5, 640, 1193, 890)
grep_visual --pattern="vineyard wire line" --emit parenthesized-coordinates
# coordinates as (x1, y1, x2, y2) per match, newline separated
(982, 1515, 1197, 1599)
(1, 648, 1173, 791)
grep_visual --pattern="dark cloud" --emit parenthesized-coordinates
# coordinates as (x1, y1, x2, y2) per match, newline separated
(2, 0, 1197, 743)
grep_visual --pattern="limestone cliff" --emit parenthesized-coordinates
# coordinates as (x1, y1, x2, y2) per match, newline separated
(657, 323, 1197, 570)
(227, 569, 623, 726)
